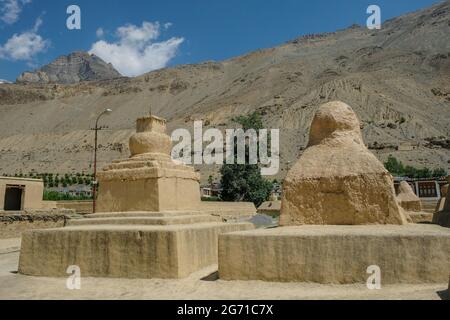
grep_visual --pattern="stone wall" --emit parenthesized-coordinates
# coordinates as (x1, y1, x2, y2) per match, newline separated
(0, 210, 72, 239)
(56, 200, 93, 214)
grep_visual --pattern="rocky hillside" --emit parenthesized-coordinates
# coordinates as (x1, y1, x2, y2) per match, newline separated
(16, 52, 122, 84)
(0, 1, 449, 184)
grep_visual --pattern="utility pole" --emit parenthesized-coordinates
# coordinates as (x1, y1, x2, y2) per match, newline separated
(91, 109, 112, 213)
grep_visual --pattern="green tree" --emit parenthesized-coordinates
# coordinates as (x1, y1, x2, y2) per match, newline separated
(220, 164, 272, 206)
(403, 166, 417, 178)
(219, 112, 273, 207)
(384, 156, 447, 179)
(232, 112, 263, 131)
(384, 155, 404, 176)
(416, 168, 432, 179)
(433, 168, 448, 177)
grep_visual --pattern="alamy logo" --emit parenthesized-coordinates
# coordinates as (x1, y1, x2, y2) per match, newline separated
(367, 5, 381, 30)
(171, 121, 280, 176)
(66, 5, 81, 30)
(366, 265, 381, 290)
(66, 265, 81, 290)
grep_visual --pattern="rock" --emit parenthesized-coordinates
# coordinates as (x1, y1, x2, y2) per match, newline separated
(280, 101, 407, 226)
(17, 71, 49, 83)
(16, 52, 122, 84)
(249, 214, 276, 228)
(397, 181, 423, 212)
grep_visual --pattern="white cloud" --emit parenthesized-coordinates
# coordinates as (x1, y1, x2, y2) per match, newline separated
(96, 27, 104, 38)
(0, 17, 49, 61)
(32, 15, 42, 32)
(89, 21, 184, 77)
(0, 0, 31, 25)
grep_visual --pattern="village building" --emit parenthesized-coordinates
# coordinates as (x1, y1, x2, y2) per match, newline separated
(0, 177, 45, 211)
(397, 141, 419, 151)
(393, 176, 448, 201)
(47, 184, 92, 198)
(200, 183, 222, 198)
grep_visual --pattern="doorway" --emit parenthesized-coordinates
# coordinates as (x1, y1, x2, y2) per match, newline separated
(4, 185, 24, 211)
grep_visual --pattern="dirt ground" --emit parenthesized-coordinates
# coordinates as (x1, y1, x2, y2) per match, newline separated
(0, 238, 448, 300)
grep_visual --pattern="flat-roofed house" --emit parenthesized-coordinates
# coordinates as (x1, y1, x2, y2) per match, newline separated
(0, 177, 44, 211)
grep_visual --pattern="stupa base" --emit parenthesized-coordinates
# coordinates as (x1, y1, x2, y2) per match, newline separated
(19, 211, 253, 279)
(218, 224, 450, 284)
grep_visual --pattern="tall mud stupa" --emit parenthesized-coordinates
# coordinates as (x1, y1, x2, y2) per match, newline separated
(97, 115, 201, 212)
(18, 114, 253, 279)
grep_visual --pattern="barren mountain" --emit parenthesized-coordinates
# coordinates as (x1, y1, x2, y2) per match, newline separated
(16, 52, 122, 84)
(0, 1, 449, 184)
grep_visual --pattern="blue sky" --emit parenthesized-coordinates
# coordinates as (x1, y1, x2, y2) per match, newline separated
(0, 0, 442, 81)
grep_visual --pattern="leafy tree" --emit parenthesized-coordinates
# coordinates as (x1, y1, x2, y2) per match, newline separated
(403, 166, 416, 178)
(433, 168, 448, 177)
(385, 156, 447, 179)
(43, 191, 92, 201)
(219, 112, 273, 207)
(232, 112, 263, 131)
(384, 155, 404, 176)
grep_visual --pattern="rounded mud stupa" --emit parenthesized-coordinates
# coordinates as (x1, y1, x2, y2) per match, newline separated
(280, 101, 407, 226)
(396, 181, 423, 212)
(129, 116, 172, 157)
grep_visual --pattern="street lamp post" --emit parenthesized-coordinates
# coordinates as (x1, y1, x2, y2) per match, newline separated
(92, 108, 112, 213)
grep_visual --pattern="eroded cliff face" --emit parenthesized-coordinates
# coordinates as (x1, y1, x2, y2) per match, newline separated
(0, 2, 449, 182)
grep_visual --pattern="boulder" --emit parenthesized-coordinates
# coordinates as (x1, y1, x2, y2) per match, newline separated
(397, 181, 423, 212)
(280, 101, 407, 226)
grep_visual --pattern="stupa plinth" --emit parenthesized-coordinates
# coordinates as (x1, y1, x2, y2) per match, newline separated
(97, 115, 201, 212)
(218, 101, 450, 284)
(18, 115, 253, 279)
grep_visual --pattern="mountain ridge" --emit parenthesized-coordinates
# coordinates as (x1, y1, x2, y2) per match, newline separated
(0, 1, 449, 183)
(16, 51, 123, 84)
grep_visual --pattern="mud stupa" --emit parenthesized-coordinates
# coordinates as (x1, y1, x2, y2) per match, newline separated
(433, 179, 450, 228)
(219, 101, 450, 284)
(18, 115, 253, 279)
(396, 181, 422, 212)
(280, 101, 407, 226)
(97, 115, 201, 212)
(396, 181, 434, 224)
